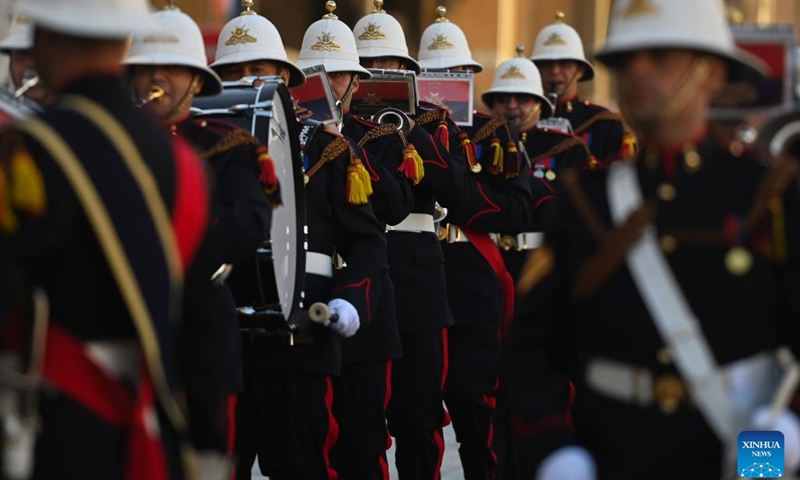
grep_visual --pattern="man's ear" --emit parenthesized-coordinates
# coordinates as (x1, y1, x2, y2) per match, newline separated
(351, 74, 360, 93)
(194, 74, 205, 95)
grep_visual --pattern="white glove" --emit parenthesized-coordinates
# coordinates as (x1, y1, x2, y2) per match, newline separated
(752, 406, 800, 472)
(536, 446, 596, 480)
(326, 298, 360, 338)
(195, 450, 232, 480)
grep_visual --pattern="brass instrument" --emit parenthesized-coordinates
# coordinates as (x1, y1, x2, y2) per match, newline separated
(137, 85, 165, 107)
(13, 70, 39, 99)
(371, 107, 412, 135)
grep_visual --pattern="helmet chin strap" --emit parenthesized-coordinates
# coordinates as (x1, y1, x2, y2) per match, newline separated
(334, 74, 358, 131)
(166, 74, 201, 123)
(657, 56, 711, 121)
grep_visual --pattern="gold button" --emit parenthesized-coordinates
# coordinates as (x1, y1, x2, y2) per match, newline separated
(653, 375, 686, 415)
(657, 348, 672, 365)
(657, 183, 676, 202)
(660, 235, 677, 253)
(683, 150, 702, 172)
(545, 170, 557, 181)
(725, 247, 753, 276)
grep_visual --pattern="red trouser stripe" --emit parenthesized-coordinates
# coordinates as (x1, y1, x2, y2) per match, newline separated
(323, 375, 339, 480)
(381, 360, 393, 480)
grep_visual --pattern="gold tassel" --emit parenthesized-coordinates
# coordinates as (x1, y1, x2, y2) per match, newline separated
(346, 164, 368, 205)
(505, 141, 520, 178)
(354, 158, 373, 197)
(459, 132, 479, 172)
(489, 137, 503, 175)
(435, 122, 450, 151)
(0, 169, 18, 233)
(10, 149, 45, 217)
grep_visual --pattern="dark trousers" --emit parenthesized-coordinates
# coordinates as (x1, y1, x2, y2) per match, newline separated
(443, 321, 501, 480)
(234, 370, 338, 480)
(331, 361, 391, 480)
(386, 328, 450, 480)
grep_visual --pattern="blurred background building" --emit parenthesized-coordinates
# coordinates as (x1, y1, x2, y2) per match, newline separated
(105, 0, 800, 112)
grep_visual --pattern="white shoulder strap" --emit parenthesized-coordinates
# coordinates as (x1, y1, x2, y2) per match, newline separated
(606, 161, 735, 443)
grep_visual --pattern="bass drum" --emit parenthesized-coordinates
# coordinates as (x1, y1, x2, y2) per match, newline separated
(193, 78, 310, 342)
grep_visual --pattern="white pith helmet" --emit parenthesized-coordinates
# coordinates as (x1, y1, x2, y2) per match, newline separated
(417, 6, 482, 73)
(296, 1, 372, 79)
(0, 14, 33, 52)
(353, 0, 421, 74)
(15, 0, 155, 39)
(482, 47, 553, 117)
(530, 11, 594, 81)
(211, 0, 306, 87)
(594, 0, 766, 82)
(124, 3, 223, 96)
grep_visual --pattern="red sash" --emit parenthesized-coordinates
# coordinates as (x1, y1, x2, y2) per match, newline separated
(42, 324, 169, 480)
(461, 228, 515, 337)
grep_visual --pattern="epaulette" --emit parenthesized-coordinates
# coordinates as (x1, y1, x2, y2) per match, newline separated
(307, 135, 373, 205)
(415, 107, 452, 151)
(356, 121, 425, 185)
(573, 111, 624, 136)
(471, 116, 520, 177)
(199, 128, 259, 160)
(0, 130, 46, 234)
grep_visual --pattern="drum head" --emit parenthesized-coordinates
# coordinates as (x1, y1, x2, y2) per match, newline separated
(192, 80, 307, 331)
(258, 81, 306, 325)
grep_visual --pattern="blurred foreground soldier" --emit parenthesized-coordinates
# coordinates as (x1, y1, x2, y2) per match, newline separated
(530, 11, 634, 166)
(419, 7, 534, 479)
(210, 0, 305, 87)
(0, 12, 45, 103)
(0, 0, 211, 478)
(500, 0, 800, 479)
(125, 3, 276, 476)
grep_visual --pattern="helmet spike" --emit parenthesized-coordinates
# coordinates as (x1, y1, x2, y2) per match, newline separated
(241, 0, 257, 15)
(323, 0, 338, 19)
(435, 5, 449, 23)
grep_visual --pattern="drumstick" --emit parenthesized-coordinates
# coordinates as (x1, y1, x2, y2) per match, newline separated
(309, 302, 339, 324)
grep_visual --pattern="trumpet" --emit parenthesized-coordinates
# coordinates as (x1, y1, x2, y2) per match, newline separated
(14, 70, 39, 99)
(138, 85, 165, 106)
(372, 107, 412, 135)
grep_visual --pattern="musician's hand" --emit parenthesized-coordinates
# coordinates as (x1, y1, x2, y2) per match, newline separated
(536, 446, 596, 480)
(326, 298, 360, 338)
(752, 406, 800, 472)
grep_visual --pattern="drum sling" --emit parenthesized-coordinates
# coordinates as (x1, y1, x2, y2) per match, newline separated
(15, 95, 192, 479)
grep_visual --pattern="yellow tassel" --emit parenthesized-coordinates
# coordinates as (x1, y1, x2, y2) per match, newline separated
(408, 144, 425, 183)
(490, 137, 503, 175)
(354, 158, 373, 197)
(0, 169, 18, 234)
(459, 132, 479, 171)
(10, 149, 45, 217)
(346, 164, 368, 205)
(435, 122, 450, 151)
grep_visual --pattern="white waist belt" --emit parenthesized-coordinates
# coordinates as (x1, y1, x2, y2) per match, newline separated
(85, 340, 140, 385)
(585, 351, 782, 410)
(386, 213, 436, 234)
(443, 224, 501, 245)
(497, 232, 544, 251)
(306, 251, 334, 278)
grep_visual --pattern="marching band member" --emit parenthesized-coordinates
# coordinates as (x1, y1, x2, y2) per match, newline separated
(210, 3, 389, 479)
(352, 1, 474, 478)
(0, 0, 210, 477)
(530, 11, 636, 166)
(501, 0, 800, 478)
(297, 3, 412, 477)
(0, 12, 45, 103)
(124, 3, 275, 474)
(417, 6, 535, 479)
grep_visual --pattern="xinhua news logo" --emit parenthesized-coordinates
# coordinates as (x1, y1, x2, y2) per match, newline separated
(738, 431, 785, 478)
